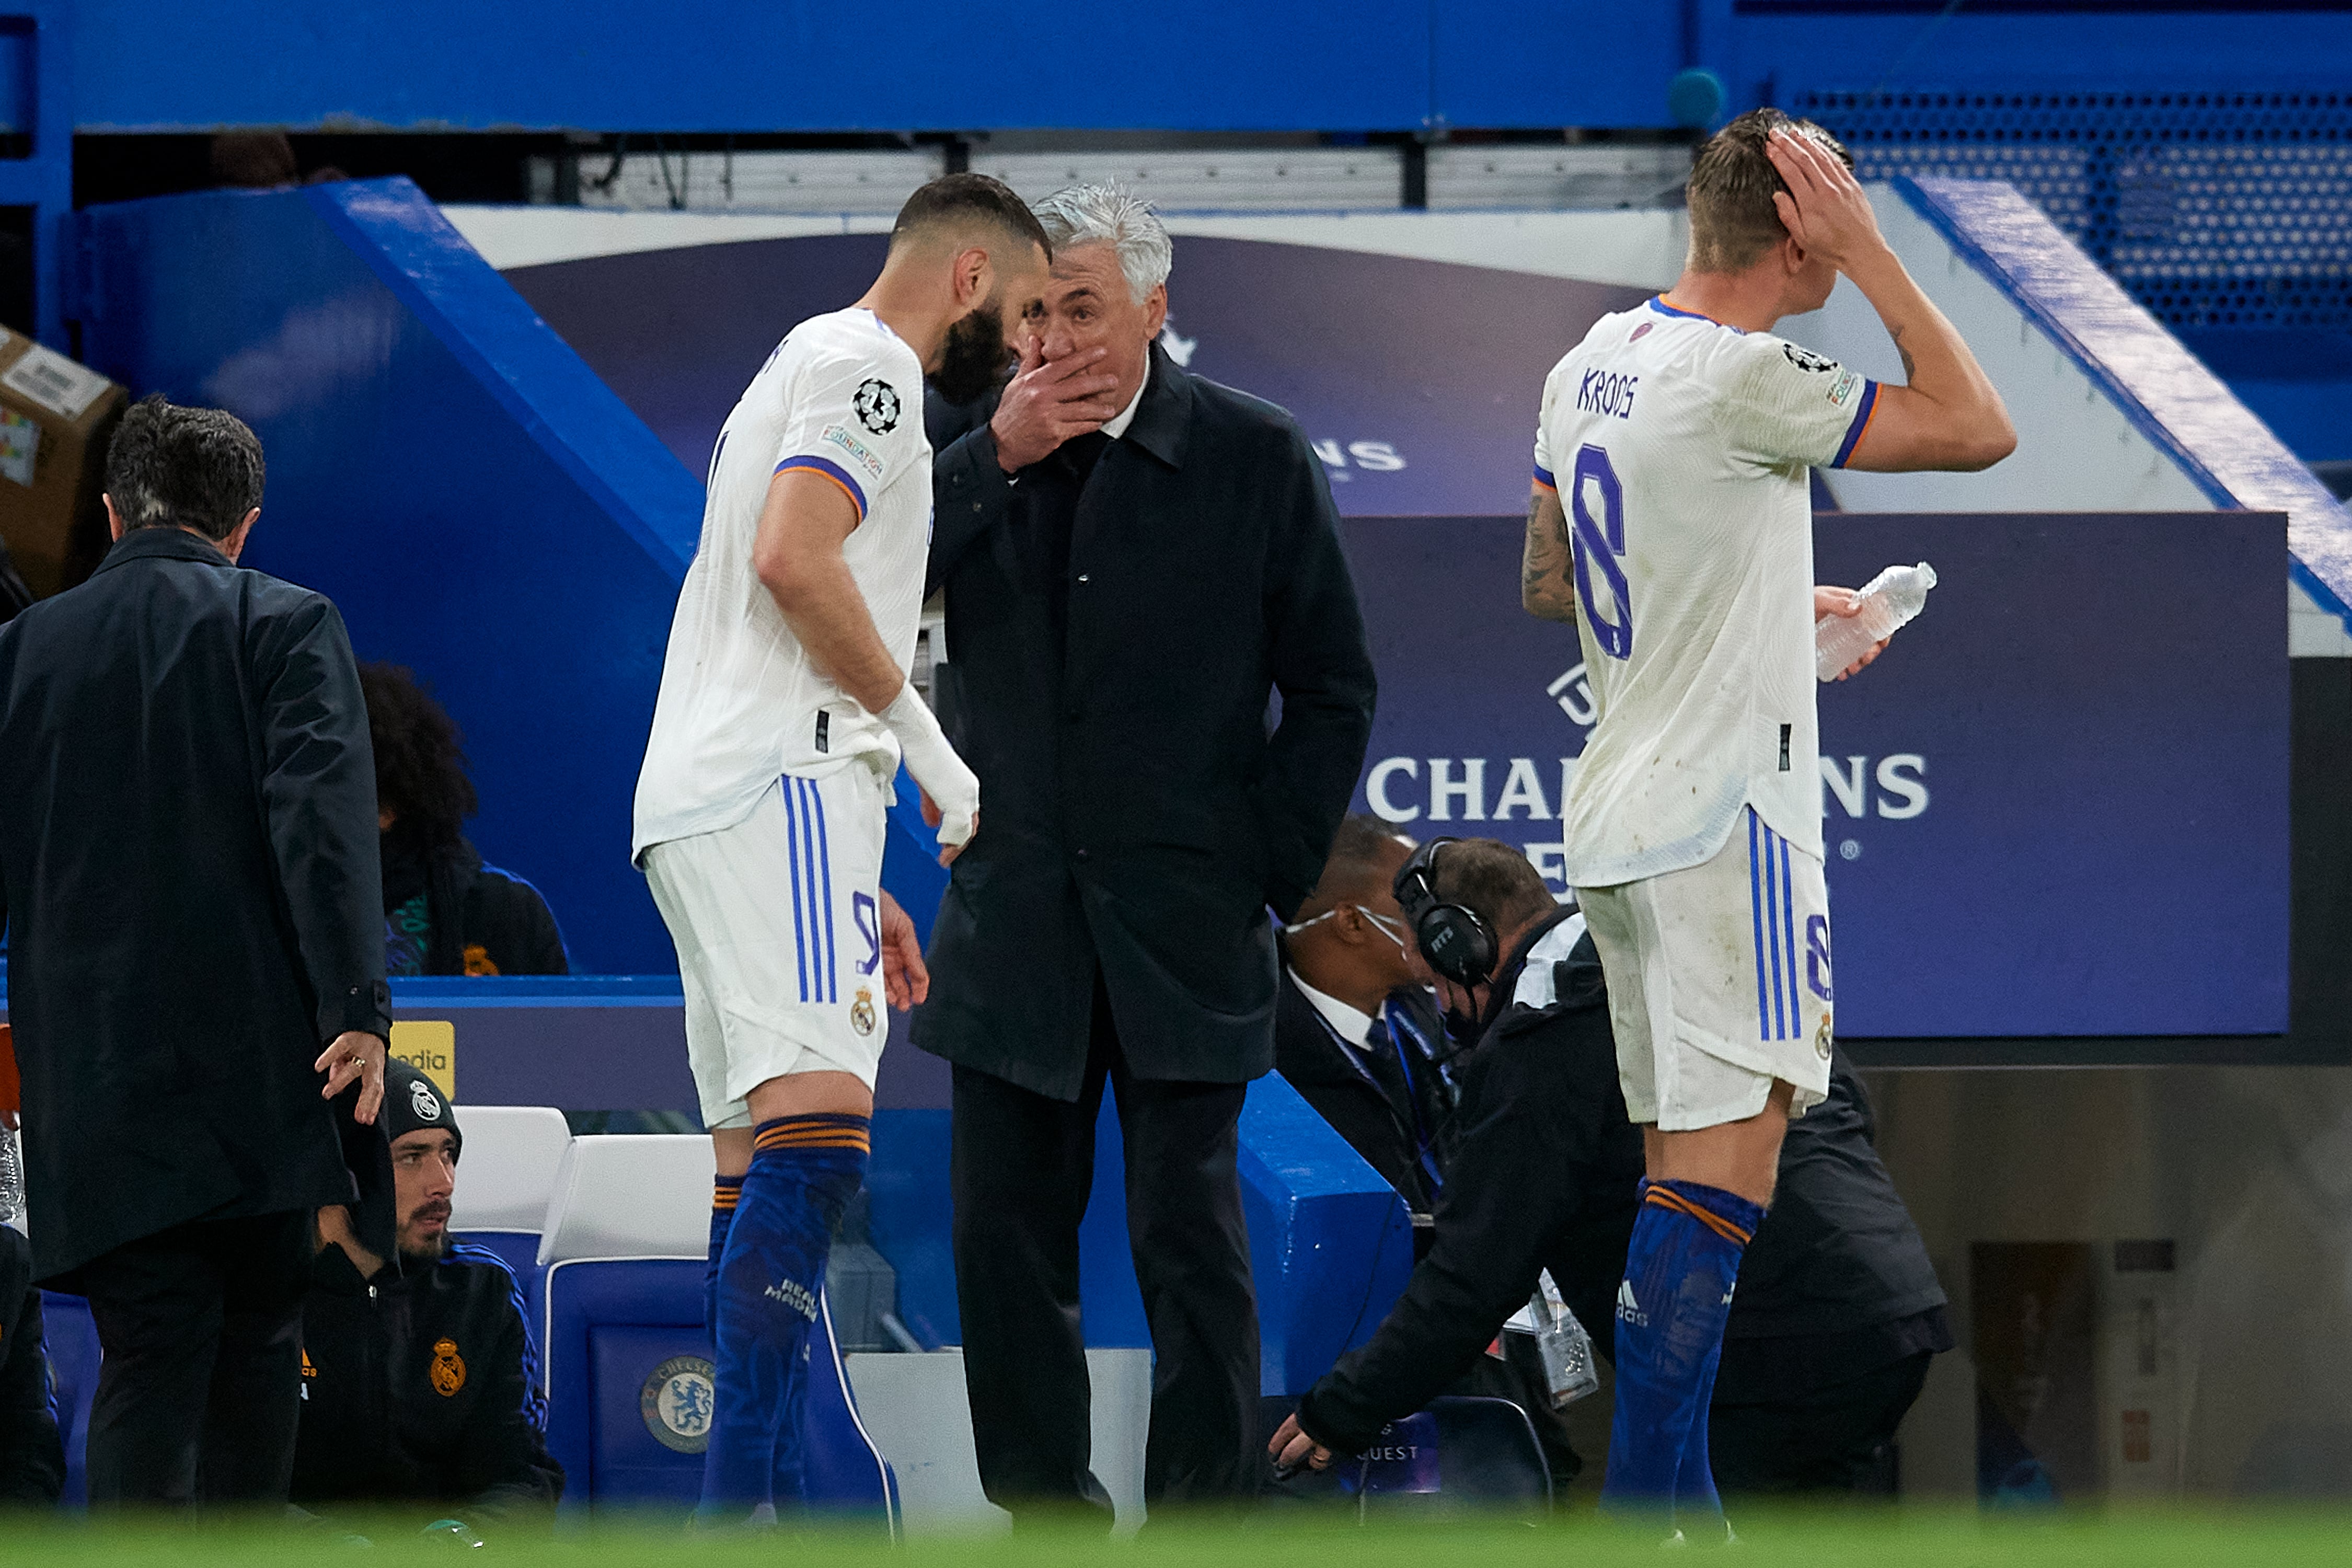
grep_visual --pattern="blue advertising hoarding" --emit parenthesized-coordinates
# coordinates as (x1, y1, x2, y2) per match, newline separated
(500, 228, 2290, 1040)
(1347, 511, 2290, 1039)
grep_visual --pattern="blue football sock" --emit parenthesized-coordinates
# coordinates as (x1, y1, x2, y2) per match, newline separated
(699, 1113, 870, 1524)
(1602, 1178, 1763, 1528)
(705, 1174, 743, 1351)
(1673, 1325, 1728, 1532)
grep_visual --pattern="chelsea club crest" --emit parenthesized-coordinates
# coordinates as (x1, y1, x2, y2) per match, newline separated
(641, 1355, 717, 1453)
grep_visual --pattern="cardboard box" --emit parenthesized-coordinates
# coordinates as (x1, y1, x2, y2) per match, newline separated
(0, 330, 128, 600)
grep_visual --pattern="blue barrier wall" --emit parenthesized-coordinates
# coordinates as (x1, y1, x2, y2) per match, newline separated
(71, 178, 702, 972)
(63, 2, 2352, 134)
(67, 177, 960, 973)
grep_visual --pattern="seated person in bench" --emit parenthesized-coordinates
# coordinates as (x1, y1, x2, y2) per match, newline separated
(1275, 814, 1455, 1224)
(1270, 839, 1949, 1501)
(360, 662, 569, 978)
(296, 1063, 563, 1525)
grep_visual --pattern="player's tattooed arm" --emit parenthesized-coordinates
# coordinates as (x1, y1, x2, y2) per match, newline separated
(1521, 485, 1577, 622)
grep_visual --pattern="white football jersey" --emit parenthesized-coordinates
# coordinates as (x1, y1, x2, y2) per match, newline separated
(1536, 296, 1881, 887)
(634, 307, 931, 860)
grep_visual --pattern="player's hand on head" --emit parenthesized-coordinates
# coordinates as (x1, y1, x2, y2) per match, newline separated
(989, 344, 1123, 472)
(1814, 584, 1889, 680)
(1767, 128, 1886, 274)
(316, 1030, 388, 1124)
(875, 889, 929, 1010)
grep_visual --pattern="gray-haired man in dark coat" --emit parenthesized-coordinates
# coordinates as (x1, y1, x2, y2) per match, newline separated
(919, 185, 1375, 1517)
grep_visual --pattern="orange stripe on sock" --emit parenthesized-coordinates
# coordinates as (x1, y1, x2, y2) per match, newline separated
(1644, 1186, 1752, 1247)
(753, 1131, 871, 1151)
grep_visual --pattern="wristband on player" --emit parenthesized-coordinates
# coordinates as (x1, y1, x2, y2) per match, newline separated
(880, 684, 978, 849)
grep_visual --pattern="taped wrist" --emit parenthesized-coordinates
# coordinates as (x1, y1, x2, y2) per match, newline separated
(880, 684, 977, 844)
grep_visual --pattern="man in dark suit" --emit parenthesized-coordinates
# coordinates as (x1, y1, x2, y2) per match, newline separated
(918, 184, 1376, 1516)
(1274, 815, 1451, 1221)
(0, 396, 390, 1507)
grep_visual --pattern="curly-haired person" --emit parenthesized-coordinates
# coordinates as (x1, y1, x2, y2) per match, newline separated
(359, 663, 569, 977)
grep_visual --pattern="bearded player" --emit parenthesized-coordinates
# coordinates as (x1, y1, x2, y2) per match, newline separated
(1522, 113, 2013, 1532)
(633, 174, 1055, 1525)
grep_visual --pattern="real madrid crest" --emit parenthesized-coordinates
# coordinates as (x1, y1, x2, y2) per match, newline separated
(640, 1355, 717, 1453)
(411, 1079, 443, 1121)
(852, 378, 901, 435)
(1815, 1011, 1835, 1061)
(430, 1336, 467, 1397)
(850, 986, 877, 1038)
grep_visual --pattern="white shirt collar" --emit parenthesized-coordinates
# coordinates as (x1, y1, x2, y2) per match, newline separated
(1099, 367, 1150, 441)
(1288, 968, 1378, 1050)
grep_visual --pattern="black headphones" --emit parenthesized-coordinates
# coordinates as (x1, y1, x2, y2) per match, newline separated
(1392, 838, 1498, 989)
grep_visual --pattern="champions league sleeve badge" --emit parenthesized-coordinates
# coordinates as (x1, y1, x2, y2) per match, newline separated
(852, 378, 902, 435)
(641, 1355, 718, 1452)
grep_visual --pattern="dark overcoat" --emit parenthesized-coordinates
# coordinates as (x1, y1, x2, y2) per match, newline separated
(915, 346, 1376, 1100)
(0, 527, 391, 1282)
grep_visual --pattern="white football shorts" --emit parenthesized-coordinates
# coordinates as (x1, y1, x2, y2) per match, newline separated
(643, 766, 892, 1130)
(1575, 806, 1832, 1132)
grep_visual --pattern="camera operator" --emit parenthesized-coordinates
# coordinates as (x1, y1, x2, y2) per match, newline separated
(1269, 838, 1949, 1500)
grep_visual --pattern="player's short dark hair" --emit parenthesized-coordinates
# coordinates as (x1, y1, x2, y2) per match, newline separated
(360, 662, 478, 852)
(890, 172, 1052, 264)
(1427, 839, 1556, 938)
(102, 394, 266, 543)
(1298, 813, 1415, 920)
(1686, 108, 1854, 275)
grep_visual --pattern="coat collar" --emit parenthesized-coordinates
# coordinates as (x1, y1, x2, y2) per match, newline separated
(1119, 340, 1192, 470)
(1477, 904, 1586, 1035)
(92, 526, 237, 575)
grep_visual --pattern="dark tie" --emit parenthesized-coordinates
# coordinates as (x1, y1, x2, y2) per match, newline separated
(1359, 1013, 1416, 1135)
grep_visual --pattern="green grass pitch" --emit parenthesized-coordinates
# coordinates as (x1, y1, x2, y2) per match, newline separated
(5, 1507, 2352, 1566)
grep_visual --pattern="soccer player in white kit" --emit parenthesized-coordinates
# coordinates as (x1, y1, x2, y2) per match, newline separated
(632, 175, 1060, 1524)
(1524, 113, 2014, 1531)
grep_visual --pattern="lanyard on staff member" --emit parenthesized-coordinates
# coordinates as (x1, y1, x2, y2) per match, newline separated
(1306, 1000, 1444, 1198)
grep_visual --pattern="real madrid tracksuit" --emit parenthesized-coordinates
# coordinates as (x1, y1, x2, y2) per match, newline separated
(291, 1242, 562, 1518)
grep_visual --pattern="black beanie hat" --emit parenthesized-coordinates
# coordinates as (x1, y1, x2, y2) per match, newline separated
(382, 1060, 462, 1159)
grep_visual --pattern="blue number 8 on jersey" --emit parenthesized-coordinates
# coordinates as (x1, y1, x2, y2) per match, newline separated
(1569, 443, 1632, 660)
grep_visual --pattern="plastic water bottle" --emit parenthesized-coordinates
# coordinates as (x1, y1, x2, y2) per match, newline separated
(1816, 561, 1937, 682)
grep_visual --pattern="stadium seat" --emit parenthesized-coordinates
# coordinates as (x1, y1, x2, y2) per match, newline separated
(38, 1291, 99, 1508)
(1350, 1396, 1553, 1519)
(536, 1135, 898, 1528)
(448, 1104, 570, 1304)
